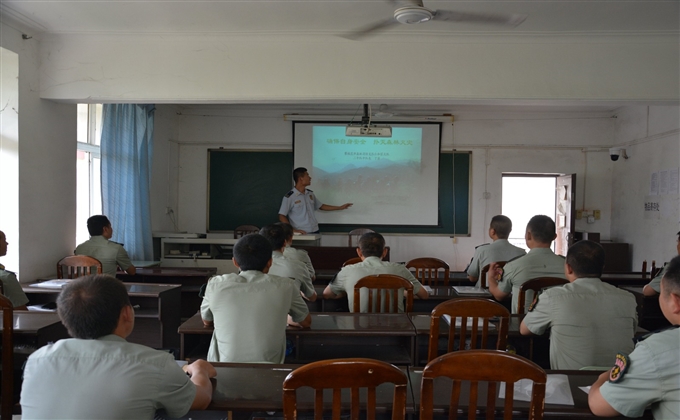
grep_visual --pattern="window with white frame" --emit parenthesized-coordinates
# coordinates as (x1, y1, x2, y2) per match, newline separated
(76, 104, 103, 245)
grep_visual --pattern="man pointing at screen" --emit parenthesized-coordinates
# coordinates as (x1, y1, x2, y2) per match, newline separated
(279, 167, 353, 234)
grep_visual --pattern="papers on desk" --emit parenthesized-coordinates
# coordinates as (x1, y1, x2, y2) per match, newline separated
(499, 374, 574, 405)
(452, 286, 491, 296)
(30, 279, 72, 289)
(442, 314, 496, 330)
(423, 285, 433, 294)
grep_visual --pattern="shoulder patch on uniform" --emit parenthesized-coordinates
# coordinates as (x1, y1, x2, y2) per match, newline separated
(634, 324, 680, 344)
(609, 353, 630, 383)
(528, 294, 540, 312)
(306, 188, 314, 193)
(110, 241, 124, 246)
(475, 243, 490, 249)
(285, 190, 294, 197)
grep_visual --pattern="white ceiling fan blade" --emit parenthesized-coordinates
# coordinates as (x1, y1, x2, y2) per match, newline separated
(432, 10, 527, 27)
(341, 18, 399, 40)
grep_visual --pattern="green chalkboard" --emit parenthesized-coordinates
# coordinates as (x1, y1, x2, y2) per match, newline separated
(207, 150, 470, 235)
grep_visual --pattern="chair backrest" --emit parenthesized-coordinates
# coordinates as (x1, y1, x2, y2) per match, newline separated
(480, 262, 507, 289)
(420, 350, 546, 420)
(651, 260, 660, 277)
(342, 256, 362, 267)
(0, 294, 13, 420)
(641, 260, 648, 276)
(427, 298, 509, 362)
(56, 255, 103, 279)
(234, 224, 260, 239)
(348, 228, 375, 247)
(517, 277, 569, 314)
(353, 274, 414, 313)
(406, 257, 450, 287)
(283, 358, 408, 420)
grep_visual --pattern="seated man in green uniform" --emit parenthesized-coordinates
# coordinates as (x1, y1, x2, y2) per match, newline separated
(486, 215, 566, 313)
(467, 215, 526, 288)
(323, 232, 428, 313)
(520, 240, 638, 370)
(0, 230, 29, 309)
(642, 230, 680, 296)
(201, 234, 311, 363)
(75, 215, 136, 276)
(259, 223, 317, 301)
(589, 255, 680, 419)
(278, 222, 316, 281)
(20, 274, 216, 419)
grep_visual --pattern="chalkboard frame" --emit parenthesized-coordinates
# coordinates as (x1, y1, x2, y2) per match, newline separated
(206, 149, 471, 235)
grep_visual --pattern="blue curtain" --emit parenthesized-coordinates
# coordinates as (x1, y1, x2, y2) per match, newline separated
(101, 104, 155, 261)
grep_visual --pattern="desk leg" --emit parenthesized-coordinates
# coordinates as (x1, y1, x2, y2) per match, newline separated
(180, 333, 185, 360)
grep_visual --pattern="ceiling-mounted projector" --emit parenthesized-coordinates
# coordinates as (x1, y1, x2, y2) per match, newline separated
(346, 104, 392, 137)
(345, 124, 392, 137)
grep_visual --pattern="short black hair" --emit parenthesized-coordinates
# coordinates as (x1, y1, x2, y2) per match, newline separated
(259, 224, 287, 250)
(233, 233, 273, 271)
(490, 215, 512, 239)
(276, 222, 294, 241)
(661, 255, 680, 296)
(87, 215, 111, 236)
(566, 240, 605, 278)
(526, 215, 556, 244)
(293, 167, 308, 183)
(359, 232, 385, 258)
(57, 275, 131, 339)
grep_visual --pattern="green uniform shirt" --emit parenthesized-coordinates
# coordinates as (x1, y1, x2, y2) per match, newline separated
(600, 327, 679, 420)
(497, 248, 566, 314)
(0, 264, 29, 307)
(523, 277, 638, 370)
(467, 239, 526, 288)
(74, 235, 133, 276)
(283, 246, 315, 279)
(200, 270, 309, 363)
(646, 264, 667, 293)
(269, 250, 315, 299)
(330, 256, 423, 313)
(20, 334, 196, 419)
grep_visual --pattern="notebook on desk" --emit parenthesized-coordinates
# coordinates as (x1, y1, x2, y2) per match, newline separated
(452, 286, 491, 296)
(30, 279, 72, 289)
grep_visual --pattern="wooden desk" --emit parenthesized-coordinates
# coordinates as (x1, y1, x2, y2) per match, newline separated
(178, 312, 417, 364)
(408, 369, 651, 419)
(601, 273, 650, 287)
(117, 266, 217, 319)
(23, 282, 181, 350)
(2, 311, 69, 349)
(412, 286, 505, 313)
(207, 362, 412, 413)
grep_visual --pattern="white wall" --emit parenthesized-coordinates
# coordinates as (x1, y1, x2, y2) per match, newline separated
(163, 106, 616, 270)
(0, 23, 77, 281)
(150, 105, 181, 232)
(0, 47, 19, 271)
(38, 33, 679, 103)
(611, 105, 680, 269)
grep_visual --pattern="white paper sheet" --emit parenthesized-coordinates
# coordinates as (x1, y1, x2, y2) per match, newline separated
(498, 374, 574, 405)
(30, 279, 72, 289)
(452, 286, 491, 296)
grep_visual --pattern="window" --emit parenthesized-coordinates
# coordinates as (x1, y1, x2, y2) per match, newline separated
(76, 104, 103, 245)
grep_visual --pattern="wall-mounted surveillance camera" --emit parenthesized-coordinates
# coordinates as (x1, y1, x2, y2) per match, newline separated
(609, 147, 628, 161)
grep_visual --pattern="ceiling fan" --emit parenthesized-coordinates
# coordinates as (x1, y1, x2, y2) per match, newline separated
(345, 0, 527, 39)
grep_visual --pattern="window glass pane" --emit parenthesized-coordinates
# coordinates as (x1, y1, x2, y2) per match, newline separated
(76, 150, 91, 245)
(93, 104, 103, 146)
(92, 156, 102, 215)
(77, 104, 89, 144)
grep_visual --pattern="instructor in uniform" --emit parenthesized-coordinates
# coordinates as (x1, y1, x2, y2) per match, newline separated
(278, 167, 353, 234)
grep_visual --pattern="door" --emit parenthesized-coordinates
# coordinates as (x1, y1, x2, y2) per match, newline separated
(555, 174, 576, 256)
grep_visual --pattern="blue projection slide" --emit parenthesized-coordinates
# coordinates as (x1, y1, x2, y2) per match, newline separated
(311, 126, 426, 224)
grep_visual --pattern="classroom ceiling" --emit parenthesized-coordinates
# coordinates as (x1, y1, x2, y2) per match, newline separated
(2, 0, 678, 36)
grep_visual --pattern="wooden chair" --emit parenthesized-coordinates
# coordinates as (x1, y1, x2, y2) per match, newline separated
(348, 228, 374, 247)
(233, 224, 259, 239)
(0, 294, 14, 420)
(56, 255, 102, 279)
(427, 298, 509, 362)
(283, 358, 407, 420)
(641, 260, 648, 277)
(342, 256, 362, 267)
(480, 262, 507, 289)
(517, 277, 568, 315)
(353, 274, 414, 313)
(420, 350, 547, 420)
(406, 257, 450, 287)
